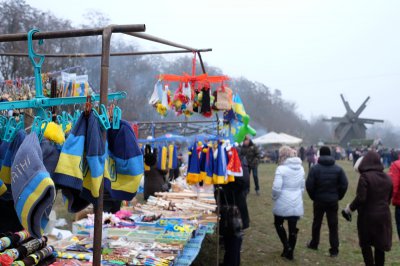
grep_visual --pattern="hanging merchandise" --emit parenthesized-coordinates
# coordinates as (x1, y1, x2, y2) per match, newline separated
(226, 146, 243, 177)
(157, 145, 168, 171)
(149, 80, 170, 117)
(11, 133, 56, 239)
(213, 142, 227, 185)
(199, 145, 208, 182)
(153, 53, 229, 118)
(214, 84, 233, 111)
(0, 130, 26, 199)
(104, 120, 144, 201)
(53, 112, 91, 213)
(204, 144, 214, 185)
(234, 114, 256, 143)
(199, 86, 212, 117)
(168, 144, 178, 170)
(186, 142, 200, 185)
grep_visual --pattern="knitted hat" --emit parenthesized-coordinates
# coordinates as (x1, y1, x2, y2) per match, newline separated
(53, 112, 89, 213)
(81, 111, 106, 204)
(40, 139, 61, 177)
(168, 144, 178, 169)
(213, 143, 227, 184)
(319, 146, 331, 156)
(157, 145, 167, 171)
(104, 120, 144, 201)
(0, 130, 26, 200)
(187, 143, 200, 184)
(204, 146, 214, 185)
(11, 133, 56, 238)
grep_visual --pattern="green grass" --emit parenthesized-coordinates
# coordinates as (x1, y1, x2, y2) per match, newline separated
(193, 161, 400, 266)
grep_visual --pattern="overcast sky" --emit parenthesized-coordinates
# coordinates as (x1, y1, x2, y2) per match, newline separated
(26, 0, 399, 126)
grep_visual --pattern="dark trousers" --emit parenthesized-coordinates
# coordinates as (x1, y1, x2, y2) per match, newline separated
(395, 206, 400, 240)
(223, 233, 243, 266)
(274, 215, 299, 250)
(361, 246, 385, 266)
(248, 167, 259, 191)
(0, 199, 23, 233)
(309, 201, 339, 254)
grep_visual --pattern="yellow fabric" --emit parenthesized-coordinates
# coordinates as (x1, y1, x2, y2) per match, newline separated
(160, 146, 167, 170)
(20, 177, 55, 230)
(168, 145, 174, 169)
(213, 174, 225, 185)
(0, 166, 11, 185)
(54, 153, 83, 180)
(82, 172, 102, 198)
(203, 176, 213, 185)
(0, 183, 7, 196)
(104, 157, 142, 195)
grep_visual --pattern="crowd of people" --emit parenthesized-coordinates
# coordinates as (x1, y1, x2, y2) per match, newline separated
(228, 136, 399, 266)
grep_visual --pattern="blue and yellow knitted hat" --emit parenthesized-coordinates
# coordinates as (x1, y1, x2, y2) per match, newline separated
(11, 133, 56, 238)
(81, 111, 107, 205)
(53, 112, 90, 212)
(105, 120, 144, 201)
(0, 130, 26, 199)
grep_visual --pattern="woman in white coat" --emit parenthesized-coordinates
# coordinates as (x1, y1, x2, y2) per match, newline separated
(272, 146, 305, 260)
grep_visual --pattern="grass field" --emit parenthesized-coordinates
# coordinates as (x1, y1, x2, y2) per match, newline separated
(193, 160, 400, 266)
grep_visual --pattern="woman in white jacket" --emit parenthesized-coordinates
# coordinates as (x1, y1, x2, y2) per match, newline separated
(272, 146, 305, 260)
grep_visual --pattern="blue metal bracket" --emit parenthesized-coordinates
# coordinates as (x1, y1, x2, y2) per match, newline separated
(0, 92, 127, 111)
(28, 29, 45, 98)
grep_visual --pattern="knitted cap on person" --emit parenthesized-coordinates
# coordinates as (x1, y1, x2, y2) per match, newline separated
(104, 120, 144, 201)
(319, 146, 331, 156)
(11, 133, 56, 239)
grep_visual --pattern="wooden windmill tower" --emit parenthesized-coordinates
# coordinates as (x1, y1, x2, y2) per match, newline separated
(323, 94, 383, 146)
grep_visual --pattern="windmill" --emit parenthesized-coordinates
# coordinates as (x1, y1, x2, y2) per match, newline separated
(323, 94, 383, 146)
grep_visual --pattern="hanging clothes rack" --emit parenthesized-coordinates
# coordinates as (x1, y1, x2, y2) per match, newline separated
(0, 24, 218, 266)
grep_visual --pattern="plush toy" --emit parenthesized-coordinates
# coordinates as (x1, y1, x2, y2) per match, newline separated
(43, 122, 65, 144)
(234, 114, 256, 143)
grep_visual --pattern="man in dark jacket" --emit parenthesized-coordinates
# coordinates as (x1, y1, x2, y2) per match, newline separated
(306, 146, 348, 257)
(240, 136, 260, 195)
(217, 155, 250, 266)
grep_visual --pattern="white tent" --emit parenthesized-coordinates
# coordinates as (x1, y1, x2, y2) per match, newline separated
(253, 131, 302, 145)
(279, 133, 303, 145)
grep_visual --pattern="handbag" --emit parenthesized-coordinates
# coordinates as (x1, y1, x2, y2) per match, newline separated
(219, 189, 243, 237)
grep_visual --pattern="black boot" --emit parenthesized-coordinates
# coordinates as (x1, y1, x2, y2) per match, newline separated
(274, 223, 290, 257)
(285, 228, 299, 260)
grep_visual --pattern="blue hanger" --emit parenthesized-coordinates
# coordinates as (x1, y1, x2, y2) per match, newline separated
(31, 116, 48, 142)
(57, 111, 73, 131)
(92, 104, 111, 131)
(112, 106, 122, 130)
(27, 29, 45, 98)
(3, 117, 18, 142)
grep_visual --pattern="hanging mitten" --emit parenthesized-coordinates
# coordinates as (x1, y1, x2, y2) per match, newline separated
(200, 87, 212, 117)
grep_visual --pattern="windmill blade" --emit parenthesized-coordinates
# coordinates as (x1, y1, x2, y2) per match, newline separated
(340, 94, 354, 114)
(354, 96, 370, 117)
(323, 116, 348, 123)
(358, 118, 384, 124)
(338, 123, 352, 142)
(352, 123, 364, 139)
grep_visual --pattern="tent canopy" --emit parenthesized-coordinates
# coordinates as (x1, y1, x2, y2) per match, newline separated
(253, 131, 303, 145)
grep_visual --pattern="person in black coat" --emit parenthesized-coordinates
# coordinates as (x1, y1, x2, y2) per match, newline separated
(217, 155, 250, 266)
(306, 146, 348, 257)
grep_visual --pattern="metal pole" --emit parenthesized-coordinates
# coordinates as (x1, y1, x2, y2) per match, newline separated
(0, 24, 145, 42)
(92, 25, 113, 266)
(197, 52, 207, 74)
(126, 32, 198, 51)
(136, 119, 217, 125)
(0, 49, 213, 58)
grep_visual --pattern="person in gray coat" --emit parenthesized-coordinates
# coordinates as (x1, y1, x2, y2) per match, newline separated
(272, 146, 305, 260)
